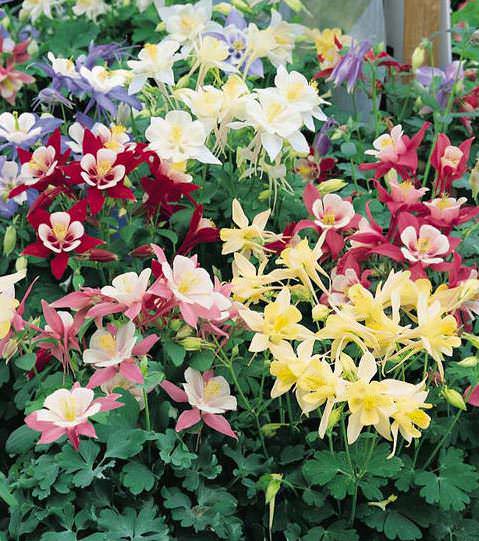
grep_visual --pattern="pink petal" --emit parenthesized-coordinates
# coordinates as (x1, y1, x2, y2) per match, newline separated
(87, 303, 123, 319)
(119, 360, 144, 384)
(175, 408, 201, 432)
(124, 302, 142, 320)
(161, 380, 189, 403)
(94, 393, 124, 412)
(87, 366, 117, 389)
(76, 421, 97, 439)
(132, 334, 160, 356)
(202, 413, 237, 439)
(37, 426, 66, 444)
(466, 385, 479, 407)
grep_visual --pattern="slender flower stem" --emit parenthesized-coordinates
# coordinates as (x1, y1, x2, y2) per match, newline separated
(423, 409, 462, 471)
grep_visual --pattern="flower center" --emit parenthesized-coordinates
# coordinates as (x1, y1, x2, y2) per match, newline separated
(417, 237, 431, 253)
(99, 333, 117, 355)
(52, 223, 68, 241)
(204, 379, 222, 401)
(322, 212, 336, 225)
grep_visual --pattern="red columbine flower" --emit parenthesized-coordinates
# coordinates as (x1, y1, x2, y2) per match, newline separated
(11, 130, 70, 198)
(65, 129, 144, 214)
(177, 205, 219, 254)
(359, 122, 430, 179)
(23, 200, 103, 279)
(430, 133, 474, 195)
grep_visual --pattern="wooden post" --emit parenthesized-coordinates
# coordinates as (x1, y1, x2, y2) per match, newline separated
(403, 0, 443, 66)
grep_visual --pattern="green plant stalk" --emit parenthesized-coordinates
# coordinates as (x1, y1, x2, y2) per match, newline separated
(422, 408, 462, 471)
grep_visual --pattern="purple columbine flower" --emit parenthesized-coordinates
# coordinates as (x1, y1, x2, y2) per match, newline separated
(211, 9, 263, 77)
(76, 41, 125, 70)
(0, 156, 38, 218)
(328, 40, 371, 93)
(312, 118, 338, 156)
(416, 61, 464, 108)
(33, 88, 74, 110)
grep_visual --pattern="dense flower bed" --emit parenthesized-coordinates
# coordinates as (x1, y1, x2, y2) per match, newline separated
(0, 0, 479, 540)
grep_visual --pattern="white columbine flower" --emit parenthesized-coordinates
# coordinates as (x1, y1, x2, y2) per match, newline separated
(73, 0, 108, 21)
(79, 66, 127, 94)
(21, 0, 56, 21)
(274, 65, 327, 130)
(0, 112, 41, 145)
(127, 40, 182, 94)
(145, 110, 220, 165)
(47, 52, 81, 80)
(83, 322, 137, 368)
(265, 10, 304, 67)
(156, 0, 213, 44)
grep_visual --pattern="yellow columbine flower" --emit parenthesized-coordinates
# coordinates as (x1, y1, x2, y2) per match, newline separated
(344, 353, 395, 444)
(239, 288, 312, 352)
(220, 199, 272, 259)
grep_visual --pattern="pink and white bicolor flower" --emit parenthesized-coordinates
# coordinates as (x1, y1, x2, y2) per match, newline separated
(80, 148, 126, 190)
(365, 124, 406, 162)
(84, 321, 159, 388)
(38, 212, 84, 254)
(425, 196, 467, 224)
(400, 224, 450, 265)
(161, 367, 237, 439)
(25, 383, 123, 449)
(312, 193, 355, 230)
(20, 145, 58, 185)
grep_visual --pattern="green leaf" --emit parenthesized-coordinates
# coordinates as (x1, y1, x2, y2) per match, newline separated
(40, 533, 76, 541)
(190, 350, 215, 371)
(0, 472, 17, 507)
(156, 429, 196, 468)
(415, 448, 479, 511)
(122, 462, 155, 495)
(340, 142, 357, 157)
(57, 441, 105, 488)
(14, 353, 36, 370)
(97, 502, 169, 540)
(105, 429, 152, 460)
(363, 507, 422, 540)
(5, 425, 38, 454)
(163, 340, 186, 367)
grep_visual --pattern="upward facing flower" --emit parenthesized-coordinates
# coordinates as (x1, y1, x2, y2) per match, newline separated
(73, 0, 108, 21)
(430, 133, 474, 194)
(25, 383, 123, 449)
(157, 0, 213, 44)
(145, 111, 220, 165)
(20, 0, 56, 21)
(161, 367, 237, 439)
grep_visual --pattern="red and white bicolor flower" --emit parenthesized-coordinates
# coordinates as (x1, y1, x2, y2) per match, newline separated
(20, 145, 58, 186)
(23, 200, 103, 279)
(400, 224, 450, 265)
(312, 193, 355, 230)
(80, 148, 126, 191)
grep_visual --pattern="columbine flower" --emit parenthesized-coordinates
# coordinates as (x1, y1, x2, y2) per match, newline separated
(312, 193, 355, 231)
(384, 380, 432, 456)
(220, 199, 271, 258)
(274, 65, 327, 129)
(365, 125, 406, 162)
(400, 224, 450, 265)
(95, 269, 153, 320)
(311, 27, 350, 71)
(425, 196, 468, 224)
(264, 10, 303, 67)
(67, 121, 130, 154)
(239, 288, 311, 352)
(0, 158, 30, 217)
(73, 0, 108, 21)
(47, 52, 81, 81)
(0, 270, 26, 340)
(20, 0, 56, 21)
(161, 367, 237, 439)
(344, 352, 395, 444)
(84, 321, 158, 387)
(23, 201, 103, 279)
(79, 66, 126, 94)
(328, 40, 371, 93)
(386, 174, 429, 205)
(156, 0, 213, 44)
(0, 112, 41, 147)
(430, 133, 474, 194)
(127, 39, 182, 94)
(25, 383, 123, 449)
(145, 110, 220, 165)
(80, 148, 126, 191)
(416, 61, 464, 108)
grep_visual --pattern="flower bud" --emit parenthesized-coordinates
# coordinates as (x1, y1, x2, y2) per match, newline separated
(15, 256, 28, 272)
(312, 133, 331, 157)
(312, 303, 330, 321)
(469, 161, 479, 199)
(326, 407, 342, 432)
(129, 244, 154, 258)
(317, 178, 347, 195)
(175, 324, 193, 339)
(339, 352, 358, 380)
(2, 339, 18, 360)
(155, 22, 166, 32)
(261, 423, 283, 437)
(178, 337, 203, 351)
(442, 387, 467, 410)
(471, 29, 479, 46)
(290, 284, 311, 302)
(3, 225, 16, 256)
(76, 249, 118, 262)
(258, 189, 272, 202)
(458, 356, 479, 368)
(27, 40, 38, 57)
(411, 46, 426, 71)
(169, 319, 183, 332)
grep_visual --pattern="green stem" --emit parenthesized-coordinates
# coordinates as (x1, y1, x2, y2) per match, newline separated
(341, 417, 358, 525)
(423, 409, 462, 470)
(143, 389, 152, 463)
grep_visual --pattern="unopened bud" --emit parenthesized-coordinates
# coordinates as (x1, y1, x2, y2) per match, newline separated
(318, 178, 347, 195)
(2, 339, 18, 360)
(258, 189, 272, 202)
(470, 162, 479, 199)
(290, 284, 311, 302)
(129, 244, 154, 258)
(169, 319, 182, 332)
(79, 249, 118, 262)
(178, 337, 203, 351)
(312, 303, 330, 321)
(3, 225, 16, 256)
(442, 387, 467, 410)
(15, 256, 27, 272)
(176, 324, 193, 339)
(340, 352, 358, 380)
(261, 423, 283, 437)
(326, 407, 342, 432)
(411, 46, 426, 71)
(27, 40, 38, 57)
(471, 29, 479, 46)
(458, 356, 479, 368)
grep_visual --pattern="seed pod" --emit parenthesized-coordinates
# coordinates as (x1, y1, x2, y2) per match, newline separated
(442, 387, 467, 411)
(3, 225, 16, 256)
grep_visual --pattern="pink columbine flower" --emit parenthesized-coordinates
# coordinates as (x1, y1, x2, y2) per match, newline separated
(311, 193, 355, 230)
(25, 383, 123, 449)
(365, 125, 407, 162)
(20, 145, 58, 186)
(424, 196, 467, 224)
(84, 321, 158, 388)
(161, 367, 237, 439)
(88, 269, 152, 320)
(388, 177, 428, 205)
(80, 148, 126, 190)
(400, 224, 450, 265)
(151, 246, 232, 328)
(328, 267, 361, 306)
